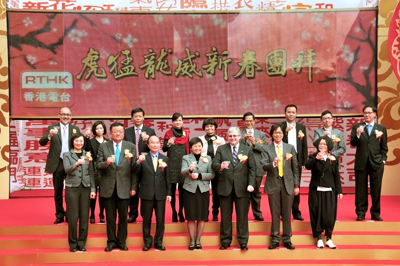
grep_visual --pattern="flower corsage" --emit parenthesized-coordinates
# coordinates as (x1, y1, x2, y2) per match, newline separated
(375, 130, 383, 142)
(124, 149, 133, 163)
(298, 130, 304, 141)
(238, 154, 248, 164)
(159, 159, 168, 171)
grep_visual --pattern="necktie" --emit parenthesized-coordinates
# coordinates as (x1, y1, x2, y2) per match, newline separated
(367, 124, 372, 136)
(135, 127, 140, 157)
(61, 126, 68, 159)
(277, 145, 283, 177)
(153, 154, 157, 172)
(115, 143, 120, 166)
(232, 146, 237, 165)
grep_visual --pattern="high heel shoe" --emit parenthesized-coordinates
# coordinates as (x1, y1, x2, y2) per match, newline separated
(195, 243, 202, 250)
(188, 244, 195, 250)
(99, 214, 105, 223)
(90, 216, 95, 224)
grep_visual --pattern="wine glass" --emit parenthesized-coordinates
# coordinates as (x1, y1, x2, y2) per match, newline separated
(223, 161, 230, 169)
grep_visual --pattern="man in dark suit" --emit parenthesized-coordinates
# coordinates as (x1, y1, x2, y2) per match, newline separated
(96, 122, 138, 251)
(213, 127, 256, 251)
(124, 107, 156, 223)
(350, 105, 388, 221)
(132, 135, 171, 251)
(280, 104, 308, 221)
(261, 123, 300, 250)
(240, 112, 267, 221)
(39, 107, 80, 224)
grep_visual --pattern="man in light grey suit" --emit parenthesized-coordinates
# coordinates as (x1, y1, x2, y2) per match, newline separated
(313, 110, 346, 160)
(96, 122, 138, 252)
(240, 112, 267, 221)
(213, 127, 256, 251)
(261, 123, 299, 250)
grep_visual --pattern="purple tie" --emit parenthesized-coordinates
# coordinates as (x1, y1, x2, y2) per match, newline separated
(232, 146, 237, 165)
(135, 127, 140, 157)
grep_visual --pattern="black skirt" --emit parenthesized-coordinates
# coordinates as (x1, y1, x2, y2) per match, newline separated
(183, 187, 209, 221)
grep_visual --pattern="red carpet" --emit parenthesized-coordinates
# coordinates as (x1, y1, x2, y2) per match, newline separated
(1, 191, 400, 226)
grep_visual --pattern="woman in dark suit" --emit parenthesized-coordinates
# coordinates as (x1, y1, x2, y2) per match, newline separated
(162, 112, 189, 222)
(181, 137, 214, 250)
(305, 135, 343, 249)
(87, 121, 109, 223)
(63, 133, 96, 252)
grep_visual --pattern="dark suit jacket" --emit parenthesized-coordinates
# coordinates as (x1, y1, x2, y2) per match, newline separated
(124, 125, 155, 154)
(63, 149, 95, 192)
(281, 122, 308, 167)
(240, 129, 268, 177)
(350, 122, 388, 171)
(133, 153, 171, 201)
(261, 143, 299, 195)
(305, 153, 342, 193)
(39, 123, 81, 174)
(212, 143, 256, 197)
(96, 140, 138, 199)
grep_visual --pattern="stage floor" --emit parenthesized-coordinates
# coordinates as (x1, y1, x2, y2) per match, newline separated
(1, 191, 400, 227)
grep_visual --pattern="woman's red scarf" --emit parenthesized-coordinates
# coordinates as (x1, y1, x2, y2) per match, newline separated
(164, 129, 189, 154)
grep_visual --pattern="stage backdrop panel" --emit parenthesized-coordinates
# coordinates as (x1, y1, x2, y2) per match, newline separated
(6, 0, 378, 11)
(10, 116, 363, 192)
(8, 11, 376, 117)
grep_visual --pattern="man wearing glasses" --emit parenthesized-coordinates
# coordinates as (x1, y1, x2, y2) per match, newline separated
(213, 127, 256, 251)
(313, 110, 346, 159)
(350, 105, 388, 221)
(39, 107, 81, 224)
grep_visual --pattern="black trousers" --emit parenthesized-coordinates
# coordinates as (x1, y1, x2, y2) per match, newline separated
(65, 184, 90, 249)
(128, 194, 139, 219)
(104, 187, 129, 247)
(141, 197, 166, 246)
(308, 188, 337, 239)
(211, 174, 220, 216)
(53, 159, 67, 219)
(250, 175, 263, 217)
(355, 160, 384, 218)
(292, 165, 302, 217)
(90, 186, 105, 218)
(219, 187, 250, 246)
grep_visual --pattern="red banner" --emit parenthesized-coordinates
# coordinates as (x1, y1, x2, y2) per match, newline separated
(8, 11, 376, 117)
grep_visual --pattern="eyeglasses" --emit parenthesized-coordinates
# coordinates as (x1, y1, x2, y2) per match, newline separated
(228, 135, 240, 138)
(59, 113, 71, 117)
(363, 112, 374, 115)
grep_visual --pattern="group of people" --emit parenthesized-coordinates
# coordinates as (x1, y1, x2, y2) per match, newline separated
(39, 104, 388, 252)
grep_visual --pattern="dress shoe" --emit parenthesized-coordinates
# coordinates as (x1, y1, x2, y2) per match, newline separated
(54, 217, 64, 224)
(240, 244, 248, 250)
(195, 243, 202, 250)
(212, 214, 218, 222)
(70, 247, 77, 252)
(127, 216, 136, 223)
(254, 216, 264, 221)
(99, 215, 105, 223)
(178, 213, 185, 222)
(104, 245, 115, 252)
(78, 246, 86, 252)
(142, 245, 151, 251)
(293, 215, 304, 221)
(317, 239, 324, 249)
(356, 215, 365, 221)
(371, 216, 383, 221)
(155, 244, 166, 251)
(90, 217, 95, 224)
(268, 242, 279, 250)
(325, 239, 337, 249)
(118, 244, 129, 251)
(284, 242, 295, 250)
(219, 244, 230, 250)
